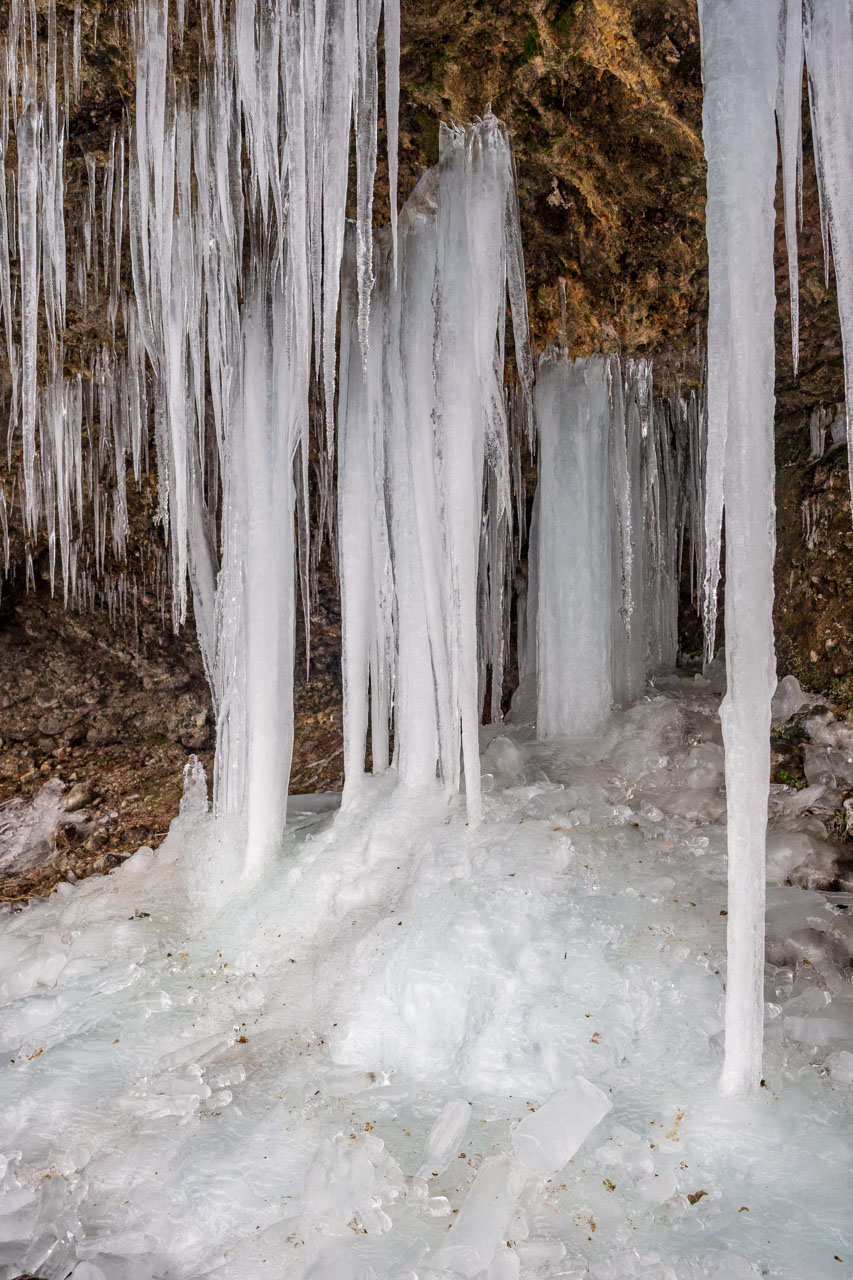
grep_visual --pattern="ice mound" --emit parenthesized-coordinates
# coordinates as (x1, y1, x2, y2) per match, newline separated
(0, 674, 850, 1279)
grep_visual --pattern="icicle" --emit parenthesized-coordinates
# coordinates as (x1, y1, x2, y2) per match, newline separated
(337, 117, 526, 821)
(0, 487, 8, 574)
(803, 1, 853, 515)
(776, 0, 803, 376)
(610, 357, 645, 706)
(384, 0, 400, 278)
(72, 0, 81, 99)
(698, 0, 780, 1096)
(16, 70, 39, 536)
(354, 0, 382, 363)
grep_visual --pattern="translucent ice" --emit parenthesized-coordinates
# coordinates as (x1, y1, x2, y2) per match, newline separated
(511, 1077, 613, 1174)
(433, 1155, 528, 1278)
(771, 674, 811, 724)
(418, 1098, 472, 1177)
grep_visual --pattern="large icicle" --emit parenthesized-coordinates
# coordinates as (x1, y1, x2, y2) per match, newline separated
(698, 0, 780, 1095)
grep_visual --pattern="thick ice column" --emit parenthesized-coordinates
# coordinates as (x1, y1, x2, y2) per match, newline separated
(212, 286, 297, 875)
(698, 0, 780, 1094)
(535, 354, 614, 739)
(803, 2, 853, 512)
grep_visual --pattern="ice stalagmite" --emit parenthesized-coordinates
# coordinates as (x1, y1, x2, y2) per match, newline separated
(535, 354, 616, 739)
(698, 0, 780, 1094)
(338, 117, 529, 823)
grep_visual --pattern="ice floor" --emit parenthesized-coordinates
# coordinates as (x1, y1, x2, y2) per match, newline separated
(0, 672, 851, 1280)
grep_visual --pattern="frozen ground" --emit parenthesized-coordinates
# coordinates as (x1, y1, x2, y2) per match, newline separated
(0, 672, 851, 1280)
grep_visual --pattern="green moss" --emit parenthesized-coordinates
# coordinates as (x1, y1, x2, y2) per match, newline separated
(415, 110, 441, 166)
(553, 0, 580, 39)
(519, 25, 542, 65)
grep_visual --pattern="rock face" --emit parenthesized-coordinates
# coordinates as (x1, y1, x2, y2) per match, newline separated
(0, 0, 851, 893)
(395, 0, 705, 359)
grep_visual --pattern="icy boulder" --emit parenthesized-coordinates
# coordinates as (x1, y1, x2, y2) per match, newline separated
(765, 829, 839, 888)
(804, 711, 853, 752)
(511, 1076, 613, 1175)
(771, 674, 811, 724)
(803, 743, 853, 790)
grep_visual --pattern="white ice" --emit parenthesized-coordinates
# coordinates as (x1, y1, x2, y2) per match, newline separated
(0, 671, 850, 1280)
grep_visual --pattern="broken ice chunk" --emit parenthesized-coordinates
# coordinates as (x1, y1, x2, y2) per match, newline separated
(433, 1155, 528, 1278)
(825, 1050, 853, 1082)
(511, 1076, 613, 1174)
(771, 674, 811, 724)
(418, 1098, 471, 1177)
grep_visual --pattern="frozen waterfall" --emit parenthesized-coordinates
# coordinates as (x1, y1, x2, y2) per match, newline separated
(533, 351, 703, 741)
(337, 116, 532, 824)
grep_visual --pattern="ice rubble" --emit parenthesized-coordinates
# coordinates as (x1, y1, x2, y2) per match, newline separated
(0, 672, 851, 1280)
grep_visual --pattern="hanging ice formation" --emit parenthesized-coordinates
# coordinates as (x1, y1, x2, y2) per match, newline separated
(0, 0, 400, 869)
(337, 115, 533, 825)
(698, 0, 853, 1093)
(532, 350, 704, 740)
(0, 1, 160, 617)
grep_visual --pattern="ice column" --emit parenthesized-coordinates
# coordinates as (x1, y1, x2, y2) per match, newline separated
(698, 0, 780, 1094)
(535, 354, 616, 739)
(213, 286, 299, 874)
(338, 117, 529, 823)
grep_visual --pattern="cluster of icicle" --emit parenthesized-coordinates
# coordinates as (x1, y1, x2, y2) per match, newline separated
(528, 353, 705, 740)
(337, 117, 533, 826)
(0, 0, 400, 862)
(0, 2, 159, 614)
(0, 0, 398, 633)
(698, 0, 853, 1094)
